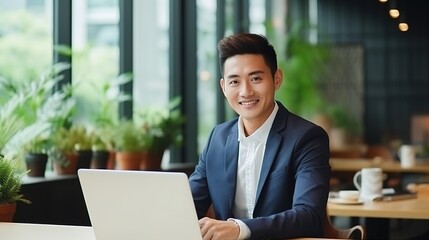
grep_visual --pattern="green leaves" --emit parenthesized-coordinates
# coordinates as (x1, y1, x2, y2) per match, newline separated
(0, 63, 76, 158)
(0, 156, 30, 204)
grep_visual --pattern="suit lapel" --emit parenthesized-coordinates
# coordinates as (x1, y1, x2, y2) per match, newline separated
(224, 127, 239, 215)
(255, 103, 288, 203)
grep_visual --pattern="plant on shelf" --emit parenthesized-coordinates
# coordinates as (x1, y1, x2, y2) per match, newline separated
(91, 133, 110, 169)
(21, 135, 51, 177)
(91, 124, 118, 169)
(49, 126, 79, 175)
(113, 119, 153, 170)
(0, 63, 76, 171)
(327, 104, 361, 148)
(70, 125, 96, 170)
(136, 97, 185, 152)
(134, 97, 185, 170)
(0, 155, 31, 222)
(50, 123, 97, 174)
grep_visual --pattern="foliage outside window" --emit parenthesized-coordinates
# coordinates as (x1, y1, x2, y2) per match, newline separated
(0, 10, 52, 104)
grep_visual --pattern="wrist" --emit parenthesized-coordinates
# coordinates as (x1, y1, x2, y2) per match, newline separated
(227, 218, 250, 240)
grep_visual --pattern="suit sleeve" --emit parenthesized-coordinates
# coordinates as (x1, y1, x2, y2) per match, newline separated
(189, 128, 214, 219)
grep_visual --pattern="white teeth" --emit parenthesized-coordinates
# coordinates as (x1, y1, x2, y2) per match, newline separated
(241, 100, 257, 106)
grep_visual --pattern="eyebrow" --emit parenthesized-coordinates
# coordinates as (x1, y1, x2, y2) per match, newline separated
(225, 70, 265, 79)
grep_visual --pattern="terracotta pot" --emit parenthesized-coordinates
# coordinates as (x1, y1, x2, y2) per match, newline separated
(0, 203, 16, 222)
(116, 151, 144, 170)
(140, 150, 164, 171)
(53, 152, 78, 175)
(25, 153, 48, 177)
(107, 151, 116, 169)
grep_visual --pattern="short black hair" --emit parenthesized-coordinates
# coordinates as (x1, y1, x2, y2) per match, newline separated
(217, 33, 278, 77)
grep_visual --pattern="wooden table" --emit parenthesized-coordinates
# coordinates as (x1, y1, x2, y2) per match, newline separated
(328, 195, 429, 239)
(330, 158, 429, 173)
(330, 158, 429, 174)
(328, 195, 429, 219)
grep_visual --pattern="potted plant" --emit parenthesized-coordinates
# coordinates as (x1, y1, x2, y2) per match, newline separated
(0, 155, 31, 222)
(90, 126, 114, 169)
(0, 63, 76, 171)
(50, 126, 80, 175)
(22, 135, 51, 177)
(135, 97, 185, 170)
(89, 72, 133, 169)
(327, 105, 361, 148)
(71, 125, 95, 170)
(113, 120, 153, 170)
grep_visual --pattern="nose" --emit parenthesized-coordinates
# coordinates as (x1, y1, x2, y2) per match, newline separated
(240, 81, 254, 97)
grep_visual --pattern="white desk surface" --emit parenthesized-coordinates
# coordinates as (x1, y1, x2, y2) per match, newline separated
(0, 222, 340, 240)
(0, 222, 95, 240)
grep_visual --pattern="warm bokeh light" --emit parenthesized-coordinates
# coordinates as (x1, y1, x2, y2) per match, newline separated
(379, 0, 388, 2)
(399, 22, 409, 32)
(389, 9, 400, 18)
(199, 70, 211, 81)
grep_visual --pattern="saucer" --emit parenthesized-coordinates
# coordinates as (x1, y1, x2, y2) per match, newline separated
(328, 198, 365, 205)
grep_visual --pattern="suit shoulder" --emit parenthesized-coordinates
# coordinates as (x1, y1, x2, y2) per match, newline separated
(211, 118, 238, 136)
(284, 111, 328, 137)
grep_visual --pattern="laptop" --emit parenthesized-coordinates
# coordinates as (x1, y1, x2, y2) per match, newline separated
(78, 169, 202, 240)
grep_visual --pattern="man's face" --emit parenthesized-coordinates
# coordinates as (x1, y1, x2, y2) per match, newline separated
(220, 54, 282, 131)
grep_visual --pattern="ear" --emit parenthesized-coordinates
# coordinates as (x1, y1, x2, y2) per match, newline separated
(274, 69, 283, 90)
(220, 78, 227, 96)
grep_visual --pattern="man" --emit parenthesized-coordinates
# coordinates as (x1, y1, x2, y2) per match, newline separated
(189, 33, 331, 240)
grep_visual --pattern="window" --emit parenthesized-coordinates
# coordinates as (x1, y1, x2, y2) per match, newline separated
(71, 0, 120, 125)
(133, 0, 169, 109)
(196, 0, 217, 153)
(249, 0, 266, 34)
(0, 0, 53, 101)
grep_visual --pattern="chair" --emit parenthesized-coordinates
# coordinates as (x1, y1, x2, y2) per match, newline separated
(364, 145, 393, 160)
(324, 208, 366, 240)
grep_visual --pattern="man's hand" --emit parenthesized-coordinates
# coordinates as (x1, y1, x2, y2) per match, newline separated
(199, 217, 240, 240)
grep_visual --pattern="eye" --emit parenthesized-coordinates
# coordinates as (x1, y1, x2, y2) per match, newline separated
(251, 76, 262, 82)
(228, 78, 239, 86)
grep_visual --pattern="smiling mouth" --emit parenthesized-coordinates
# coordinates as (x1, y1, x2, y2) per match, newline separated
(240, 100, 259, 106)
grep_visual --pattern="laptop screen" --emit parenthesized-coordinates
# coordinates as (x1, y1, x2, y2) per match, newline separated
(78, 169, 202, 240)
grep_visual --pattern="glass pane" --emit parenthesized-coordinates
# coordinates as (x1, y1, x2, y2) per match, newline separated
(72, 0, 120, 125)
(196, 0, 217, 153)
(0, 0, 53, 103)
(223, 0, 237, 120)
(224, 0, 235, 36)
(133, 0, 169, 109)
(249, 0, 266, 34)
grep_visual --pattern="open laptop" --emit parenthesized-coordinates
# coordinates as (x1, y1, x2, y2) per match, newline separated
(78, 169, 202, 240)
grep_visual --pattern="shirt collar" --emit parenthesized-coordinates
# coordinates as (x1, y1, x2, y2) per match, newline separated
(238, 102, 279, 142)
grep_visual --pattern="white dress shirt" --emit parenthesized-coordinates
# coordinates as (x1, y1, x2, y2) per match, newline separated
(230, 102, 279, 239)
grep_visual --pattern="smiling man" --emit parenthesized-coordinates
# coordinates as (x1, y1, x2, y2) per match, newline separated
(189, 33, 331, 240)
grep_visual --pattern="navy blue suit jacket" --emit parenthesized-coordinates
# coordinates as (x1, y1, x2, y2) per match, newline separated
(189, 101, 331, 239)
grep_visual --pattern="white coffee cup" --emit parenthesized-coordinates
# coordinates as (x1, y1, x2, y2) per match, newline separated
(398, 145, 416, 168)
(353, 168, 383, 201)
